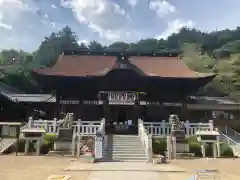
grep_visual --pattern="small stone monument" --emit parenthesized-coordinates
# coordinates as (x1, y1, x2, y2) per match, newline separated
(53, 113, 74, 154)
(21, 128, 46, 156)
(167, 115, 189, 159)
(195, 129, 221, 158)
(169, 114, 185, 141)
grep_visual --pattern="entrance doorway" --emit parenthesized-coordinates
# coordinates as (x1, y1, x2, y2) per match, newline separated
(105, 106, 138, 135)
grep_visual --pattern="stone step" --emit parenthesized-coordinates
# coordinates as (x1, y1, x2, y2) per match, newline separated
(103, 156, 148, 160)
(108, 140, 142, 144)
(104, 154, 146, 157)
(111, 138, 140, 140)
(104, 144, 143, 147)
(103, 150, 146, 154)
(104, 145, 143, 148)
(106, 144, 143, 146)
(103, 149, 145, 152)
(111, 138, 140, 142)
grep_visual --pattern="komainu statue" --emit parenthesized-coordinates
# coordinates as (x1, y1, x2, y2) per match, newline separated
(59, 113, 73, 129)
(169, 114, 184, 131)
(169, 114, 185, 139)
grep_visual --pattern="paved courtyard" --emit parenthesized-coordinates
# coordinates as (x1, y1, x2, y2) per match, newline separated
(0, 155, 240, 180)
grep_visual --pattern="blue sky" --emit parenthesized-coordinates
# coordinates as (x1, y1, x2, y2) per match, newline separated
(0, 0, 240, 52)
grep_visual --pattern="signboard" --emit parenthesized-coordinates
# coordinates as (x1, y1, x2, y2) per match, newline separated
(128, 120, 132, 125)
(108, 92, 137, 105)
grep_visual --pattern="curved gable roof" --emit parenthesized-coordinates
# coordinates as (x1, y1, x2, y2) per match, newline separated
(33, 54, 216, 78)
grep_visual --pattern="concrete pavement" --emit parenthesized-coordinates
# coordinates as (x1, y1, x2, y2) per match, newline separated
(65, 161, 186, 172)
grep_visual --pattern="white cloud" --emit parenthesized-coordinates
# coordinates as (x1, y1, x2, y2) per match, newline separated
(0, 22, 12, 29)
(149, 0, 176, 18)
(157, 19, 195, 39)
(126, 0, 138, 7)
(52, 4, 57, 9)
(51, 22, 56, 28)
(78, 39, 89, 45)
(44, 14, 48, 19)
(61, 0, 131, 41)
(0, 11, 11, 29)
(0, 0, 37, 29)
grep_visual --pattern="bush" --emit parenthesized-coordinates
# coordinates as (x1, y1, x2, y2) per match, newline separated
(187, 136, 234, 157)
(8, 139, 35, 153)
(152, 137, 166, 155)
(220, 142, 234, 157)
(43, 133, 57, 142)
(37, 133, 57, 154)
(187, 136, 202, 157)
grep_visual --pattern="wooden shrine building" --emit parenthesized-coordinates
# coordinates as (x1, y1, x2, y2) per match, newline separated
(30, 51, 230, 134)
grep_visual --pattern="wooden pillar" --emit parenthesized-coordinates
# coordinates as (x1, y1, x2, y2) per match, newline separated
(181, 102, 187, 121)
(134, 100, 140, 125)
(103, 99, 109, 120)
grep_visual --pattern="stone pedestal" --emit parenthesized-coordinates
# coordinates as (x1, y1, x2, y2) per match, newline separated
(53, 128, 73, 152)
(176, 142, 189, 153)
(171, 130, 185, 140)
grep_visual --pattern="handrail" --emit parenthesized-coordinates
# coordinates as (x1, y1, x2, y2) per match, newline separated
(224, 125, 240, 137)
(94, 118, 105, 160)
(219, 132, 240, 157)
(138, 119, 152, 162)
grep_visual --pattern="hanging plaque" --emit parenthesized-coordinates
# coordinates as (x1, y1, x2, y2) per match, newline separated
(108, 92, 137, 105)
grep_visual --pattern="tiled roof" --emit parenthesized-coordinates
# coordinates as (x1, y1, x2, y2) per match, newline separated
(33, 55, 116, 77)
(33, 54, 216, 78)
(1, 93, 56, 103)
(129, 56, 215, 78)
(188, 96, 239, 105)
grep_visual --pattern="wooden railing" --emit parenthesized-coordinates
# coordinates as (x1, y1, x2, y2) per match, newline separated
(143, 120, 214, 137)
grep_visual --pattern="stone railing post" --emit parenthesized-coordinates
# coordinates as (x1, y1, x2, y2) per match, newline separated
(167, 136, 172, 160)
(28, 117, 33, 128)
(53, 118, 57, 133)
(138, 118, 142, 136)
(172, 136, 176, 159)
(185, 120, 190, 136)
(162, 120, 166, 136)
(101, 117, 106, 134)
(147, 134, 153, 162)
(44, 120, 48, 131)
(76, 134, 81, 159)
(77, 119, 81, 135)
(72, 127, 76, 156)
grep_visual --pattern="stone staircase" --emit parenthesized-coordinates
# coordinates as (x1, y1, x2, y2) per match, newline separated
(103, 135, 148, 162)
(0, 138, 16, 154)
(218, 126, 240, 157)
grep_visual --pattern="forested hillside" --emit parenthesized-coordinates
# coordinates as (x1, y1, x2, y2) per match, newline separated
(1, 26, 240, 99)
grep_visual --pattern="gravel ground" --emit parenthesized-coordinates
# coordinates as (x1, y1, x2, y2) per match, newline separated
(0, 154, 90, 180)
(172, 158, 240, 180)
(1, 155, 239, 180)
